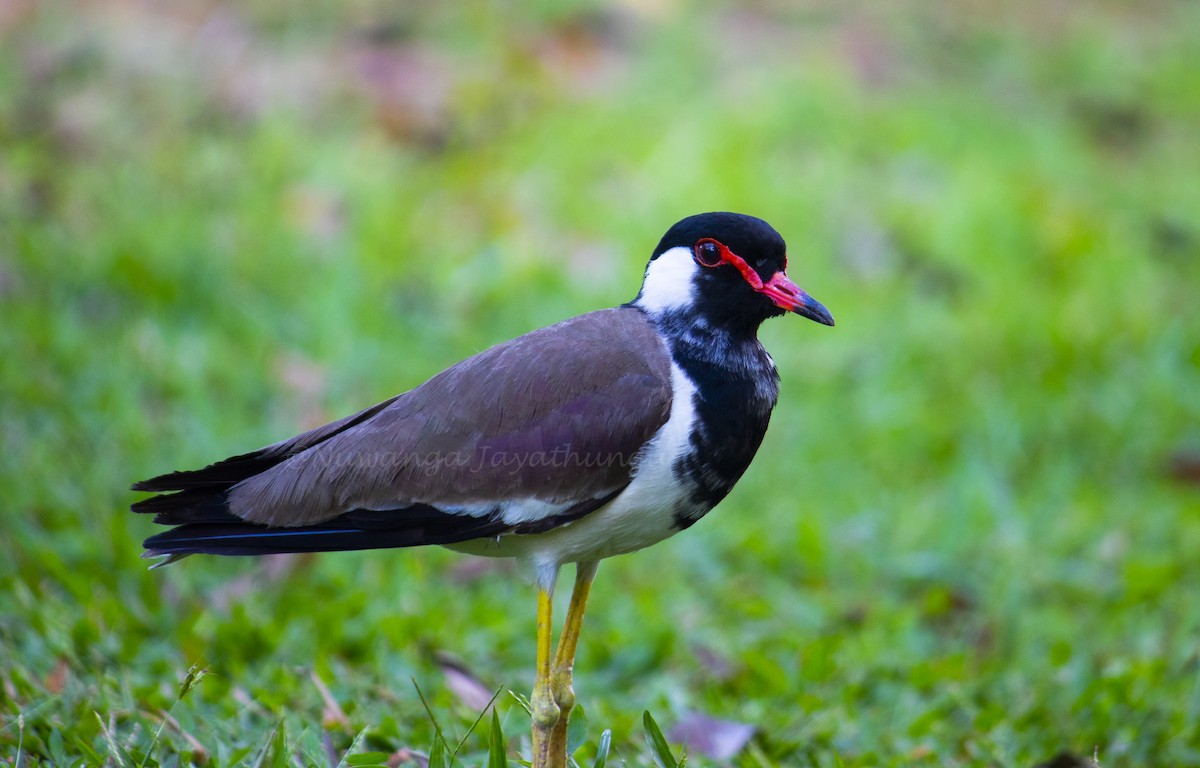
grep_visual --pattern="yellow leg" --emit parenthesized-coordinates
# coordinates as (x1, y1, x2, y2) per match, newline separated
(547, 561, 598, 762)
(530, 586, 559, 768)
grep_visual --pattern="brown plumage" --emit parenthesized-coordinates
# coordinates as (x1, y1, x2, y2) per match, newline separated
(134, 307, 672, 551)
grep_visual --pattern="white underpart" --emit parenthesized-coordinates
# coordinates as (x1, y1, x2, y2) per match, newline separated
(441, 498, 570, 526)
(446, 363, 700, 589)
(633, 246, 699, 315)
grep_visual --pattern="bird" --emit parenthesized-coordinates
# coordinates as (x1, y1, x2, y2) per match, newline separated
(131, 211, 834, 768)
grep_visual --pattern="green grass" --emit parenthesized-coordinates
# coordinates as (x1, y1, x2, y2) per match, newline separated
(3, 2, 1199, 765)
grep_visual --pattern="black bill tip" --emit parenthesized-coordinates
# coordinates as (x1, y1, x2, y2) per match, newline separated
(795, 295, 835, 326)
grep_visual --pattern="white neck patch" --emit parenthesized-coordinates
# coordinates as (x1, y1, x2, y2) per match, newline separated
(633, 245, 699, 315)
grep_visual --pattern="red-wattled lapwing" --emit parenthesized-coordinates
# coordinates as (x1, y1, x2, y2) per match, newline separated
(132, 211, 834, 768)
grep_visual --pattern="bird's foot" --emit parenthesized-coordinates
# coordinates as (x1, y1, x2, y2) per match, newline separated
(550, 664, 575, 713)
(531, 680, 561, 729)
(530, 681, 562, 768)
(547, 665, 576, 761)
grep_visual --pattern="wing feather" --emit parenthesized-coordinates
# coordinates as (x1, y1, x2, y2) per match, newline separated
(137, 307, 673, 537)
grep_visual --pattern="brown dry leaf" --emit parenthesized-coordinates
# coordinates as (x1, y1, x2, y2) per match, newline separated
(2, 670, 17, 702)
(311, 670, 350, 730)
(140, 708, 210, 764)
(388, 746, 429, 768)
(434, 651, 495, 712)
(44, 657, 70, 694)
(231, 686, 271, 718)
(667, 710, 755, 761)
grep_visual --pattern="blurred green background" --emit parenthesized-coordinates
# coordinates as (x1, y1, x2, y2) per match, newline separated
(2, 1, 1198, 765)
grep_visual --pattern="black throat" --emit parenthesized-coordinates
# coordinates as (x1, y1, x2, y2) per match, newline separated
(645, 308, 782, 529)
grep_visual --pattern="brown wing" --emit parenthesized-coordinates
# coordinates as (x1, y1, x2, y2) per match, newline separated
(216, 307, 673, 526)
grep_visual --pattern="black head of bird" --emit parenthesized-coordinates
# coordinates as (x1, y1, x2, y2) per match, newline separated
(640, 211, 834, 331)
(131, 211, 834, 768)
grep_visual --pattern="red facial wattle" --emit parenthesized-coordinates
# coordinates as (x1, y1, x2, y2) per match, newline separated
(693, 238, 836, 326)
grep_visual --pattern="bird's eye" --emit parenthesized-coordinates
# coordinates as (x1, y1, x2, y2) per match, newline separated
(694, 239, 724, 268)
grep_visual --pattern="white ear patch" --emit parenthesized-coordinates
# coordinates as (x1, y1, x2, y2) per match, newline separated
(635, 245, 699, 315)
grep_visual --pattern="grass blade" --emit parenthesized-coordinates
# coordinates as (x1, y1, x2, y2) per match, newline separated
(250, 720, 288, 768)
(592, 729, 612, 768)
(507, 690, 533, 715)
(335, 727, 373, 767)
(412, 678, 450, 760)
(94, 712, 135, 768)
(566, 705, 588, 757)
(139, 664, 209, 768)
(488, 708, 508, 768)
(452, 686, 504, 758)
(428, 732, 448, 768)
(642, 711, 678, 768)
